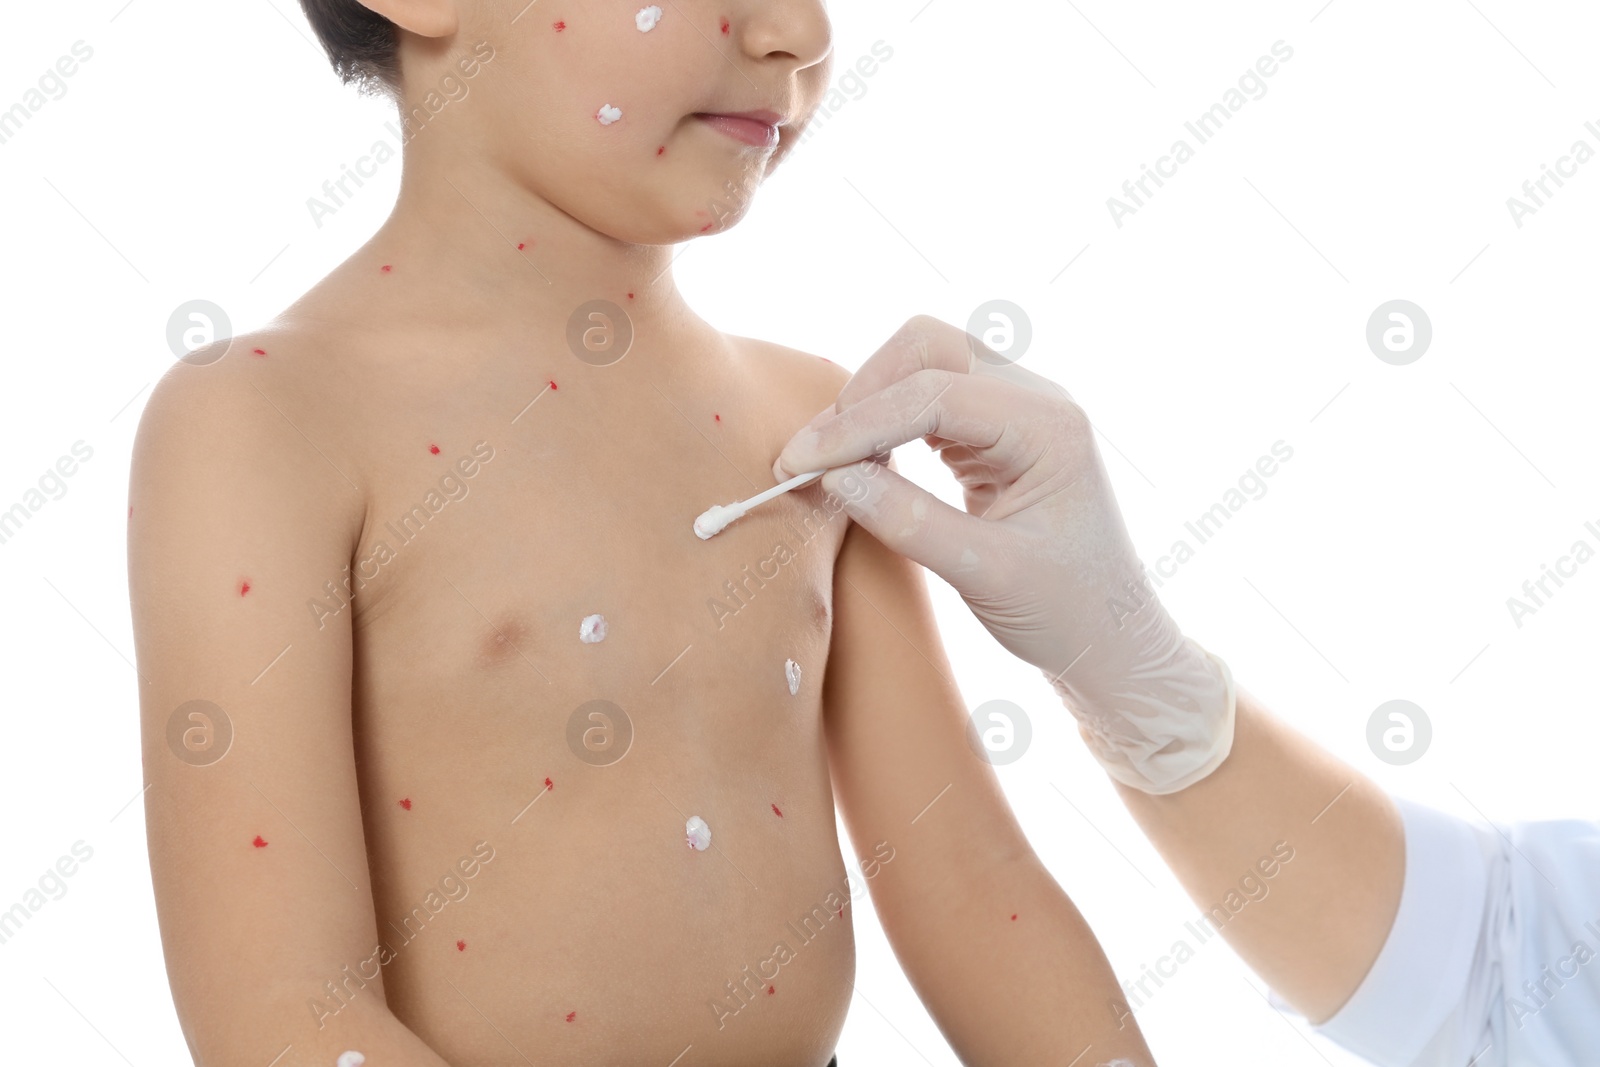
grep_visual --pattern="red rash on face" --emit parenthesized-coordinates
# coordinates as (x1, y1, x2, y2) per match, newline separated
(239, 580, 251, 597)
(252, 836, 268, 848)
(381, 264, 392, 272)
(656, 146, 666, 156)
(627, 292, 635, 299)
(565, 1011, 576, 1022)
(700, 223, 714, 232)
(548, 380, 558, 390)
(544, 777, 553, 790)
(456, 940, 467, 951)
(770, 803, 781, 817)
(714, 413, 722, 422)
(1011, 913, 1018, 921)
(721, 17, 730, 34)
(399, 798, 412, 810)
(766, 985, 775, 995)
(836, 907, 843, 918)
(429, 444, 441, 454)
(553, 20, 565, 31)
(251, 348, 267, 357)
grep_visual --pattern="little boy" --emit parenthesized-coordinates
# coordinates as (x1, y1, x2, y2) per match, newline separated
(128, 2, 1153, 1064)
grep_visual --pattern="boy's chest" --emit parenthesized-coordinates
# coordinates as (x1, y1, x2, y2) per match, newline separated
(338, 359, 852, 728)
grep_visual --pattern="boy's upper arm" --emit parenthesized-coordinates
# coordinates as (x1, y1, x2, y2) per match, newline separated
(130, 351, 386, 1059)
(822, 463, 1037, 911)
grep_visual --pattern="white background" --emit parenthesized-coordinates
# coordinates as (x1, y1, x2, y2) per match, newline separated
(2, 0, 1598, 1064)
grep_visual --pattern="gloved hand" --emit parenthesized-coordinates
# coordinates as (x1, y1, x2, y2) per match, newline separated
(772, 315, 1235, 795)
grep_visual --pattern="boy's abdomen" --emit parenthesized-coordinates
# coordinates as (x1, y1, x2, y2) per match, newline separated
(344, 442, 857, 1066)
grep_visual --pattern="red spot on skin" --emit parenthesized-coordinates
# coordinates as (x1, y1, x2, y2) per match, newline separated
(553, 20, 565, 31)
(770, 803, 782, 817)
(721, 17, 730, 34)
(517, 242, 525, 250)
(700, 223, 713, 232)
(626, 292, 635, 300)
(548, 379, 558, 390)
(251, 348, 267, 357)
(399, 798, 412, 810)
(127, 505, 133, 517)
(239, 580, 251, 597)
(544, 777, 553, 790)
(1011, 913, 1018, 921)
(766, 985, 775, 995)
(381, 264, 392, 273)
(837, 907, 843, 918)
(565, 1011, 576, 1023)
(656, 145, 666, 157)
(252, 835, 268, 848)
(457, 940, 466, 951)
(429, 444, 441, 454)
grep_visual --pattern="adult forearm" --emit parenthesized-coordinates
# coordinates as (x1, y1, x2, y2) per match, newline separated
(1110, 686, 1405, 1023)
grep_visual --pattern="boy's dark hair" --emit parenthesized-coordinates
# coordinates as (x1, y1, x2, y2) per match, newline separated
(298, 0, 402, 98)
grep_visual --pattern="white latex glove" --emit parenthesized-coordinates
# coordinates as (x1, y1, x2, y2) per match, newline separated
(772, 316, 1235, 795)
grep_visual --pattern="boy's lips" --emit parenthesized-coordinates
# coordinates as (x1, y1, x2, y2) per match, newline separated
(693, 110, 784, 149)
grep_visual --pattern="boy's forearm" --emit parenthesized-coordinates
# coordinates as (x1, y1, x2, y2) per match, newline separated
(868, 833, 1154, 1065)
(1112, 686, 1405, 1024)
(185, 993, 456, 1067)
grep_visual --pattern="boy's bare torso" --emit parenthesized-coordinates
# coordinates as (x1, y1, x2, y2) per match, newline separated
(274, 281, 857, 1066)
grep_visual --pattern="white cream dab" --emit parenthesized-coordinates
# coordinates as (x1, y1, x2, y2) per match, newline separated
(336, 1053, 366, 1067)
(785, 658, 802, 695)
(597, 104, 623, 125)
(685, 815, 712, 851)
(635, 5, 663, 31)
(579, 613, 607, 643)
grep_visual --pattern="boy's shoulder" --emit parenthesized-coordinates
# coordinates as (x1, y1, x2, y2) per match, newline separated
(133, 318, 373, 535)
(728, 333, 852, 408)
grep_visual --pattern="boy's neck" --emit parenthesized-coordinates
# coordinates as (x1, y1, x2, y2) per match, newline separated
(352, 148, 707, 345)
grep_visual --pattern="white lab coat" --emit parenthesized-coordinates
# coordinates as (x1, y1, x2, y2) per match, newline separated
(1275, 796, 1600, 1065)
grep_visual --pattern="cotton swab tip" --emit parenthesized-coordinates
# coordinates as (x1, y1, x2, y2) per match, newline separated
(694, 503, 744, 540)
(693, 468, 827, 541)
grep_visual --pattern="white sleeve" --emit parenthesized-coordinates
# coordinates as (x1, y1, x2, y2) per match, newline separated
(1274, 796, 1600, 1066)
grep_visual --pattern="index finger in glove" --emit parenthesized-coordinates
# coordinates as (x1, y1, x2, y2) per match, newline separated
(830, 314, 1077, 417)
(775, 366, 1052, 481)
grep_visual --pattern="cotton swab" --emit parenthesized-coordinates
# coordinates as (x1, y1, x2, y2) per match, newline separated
(693, 468, 827, 540)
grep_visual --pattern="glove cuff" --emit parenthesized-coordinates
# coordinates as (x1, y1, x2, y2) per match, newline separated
(1042, 635, 1237, 795)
